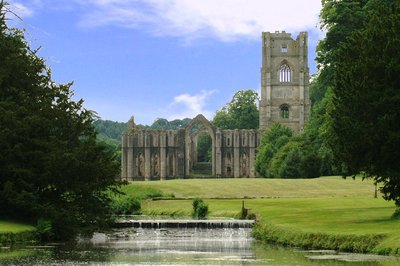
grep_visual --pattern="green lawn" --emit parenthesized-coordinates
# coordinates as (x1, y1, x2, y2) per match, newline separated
(0, 220, 35, 234)
(124, 176, 400, 254)
(125, 176, 377, 198)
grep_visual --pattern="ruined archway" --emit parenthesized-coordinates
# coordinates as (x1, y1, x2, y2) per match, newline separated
(184, 114, 215, 177)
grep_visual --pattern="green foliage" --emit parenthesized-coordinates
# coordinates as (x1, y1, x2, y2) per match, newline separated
(255, 123, 293, 177)
(35, 219, 53, 242)
(93, 119, 127, 141)
(212, 89, 259, 129)
(324, 0, 400, 205)
(197, 134, 212, 162)
(0, 3, 120, 240)
(150, 117, 192, 130)
(110, 196, 141, 215)
(391, 208, 400, 220)
(192, 198, 209, 219)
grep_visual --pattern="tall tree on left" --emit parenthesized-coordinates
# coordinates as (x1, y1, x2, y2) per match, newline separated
(0, 2, 120, 240)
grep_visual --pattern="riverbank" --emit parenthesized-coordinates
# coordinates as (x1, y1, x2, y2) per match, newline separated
(127, 177, 400, 256)
(0, 220, 36, 245)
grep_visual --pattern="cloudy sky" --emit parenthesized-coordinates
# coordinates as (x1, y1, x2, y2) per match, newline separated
(8, 0, 323, 125)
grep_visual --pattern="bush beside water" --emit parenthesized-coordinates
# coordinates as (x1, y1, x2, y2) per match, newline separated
(192, 198, 209, 219)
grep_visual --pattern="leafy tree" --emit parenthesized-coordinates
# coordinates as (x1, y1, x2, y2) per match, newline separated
(326, 0, 400, 206)
(255, 123, 293, 177)
(150, 117, 192, 130)
(150, 118, 170, 129)
(93, 119, 127, 141)
(169, 118, 192, 129)
(212, 89, 259, 129)
(0, 2, 120, 239)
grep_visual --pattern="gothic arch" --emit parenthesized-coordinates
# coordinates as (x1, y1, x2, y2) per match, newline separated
(184, 114, 216, 176)
(280, 103, 290, 119)
(277, 60, 294, 83)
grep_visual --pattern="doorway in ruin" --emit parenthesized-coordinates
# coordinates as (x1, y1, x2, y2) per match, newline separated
(185, 115, 215, 177)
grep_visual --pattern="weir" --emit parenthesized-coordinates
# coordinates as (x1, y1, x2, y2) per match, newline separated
(114, 219, 255, 229)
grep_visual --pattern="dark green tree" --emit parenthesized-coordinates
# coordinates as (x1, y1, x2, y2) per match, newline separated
(255, 123, 293, 177)
(212, 89, 259, 129)
(326, 0, 400, 205)
(0, 2, 120, 239)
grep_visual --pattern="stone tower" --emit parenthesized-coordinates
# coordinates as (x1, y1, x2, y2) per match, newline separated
(259, 31, 310, 132)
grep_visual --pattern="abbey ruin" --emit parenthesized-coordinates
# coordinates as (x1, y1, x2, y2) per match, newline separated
(121, 31, 310, 180)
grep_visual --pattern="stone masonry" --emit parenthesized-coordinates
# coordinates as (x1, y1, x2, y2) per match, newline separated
(259, 31, 310, 132)
(121, 31, 309, 180)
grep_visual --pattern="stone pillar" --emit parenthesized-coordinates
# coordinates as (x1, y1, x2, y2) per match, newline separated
(215, 129, 222, 177)
(160, 132, 166, 180)
(298, 32, 307, 132)
(233, 130, 240, 178)
(127, 135, 134, 181)
(249, 131, 256, 177)
(121, 134, 127, 180)
(177, 129, 185, 178)
(144, 133, 151, 181)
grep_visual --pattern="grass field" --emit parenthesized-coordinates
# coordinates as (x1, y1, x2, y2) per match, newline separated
(124, 176, 400, 255)
(0, 220, 35, 234)
(124, 176, 377, 198)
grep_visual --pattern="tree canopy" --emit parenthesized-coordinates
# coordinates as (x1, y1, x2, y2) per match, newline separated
(325, 0, 400, 205)
(0, 2, 120, 239)
(212, 89, 259, 129)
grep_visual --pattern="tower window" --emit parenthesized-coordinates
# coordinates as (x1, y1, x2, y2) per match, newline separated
(281, 43, 288, 53)
(279, 64, 291, 82)
(280, 104, 289, 119)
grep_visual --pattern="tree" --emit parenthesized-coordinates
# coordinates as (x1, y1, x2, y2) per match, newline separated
(0, 2, 120, 239)
(212, 89, 259, 129)
(255, 123, 293, 177)
(326, 0, 400, 206)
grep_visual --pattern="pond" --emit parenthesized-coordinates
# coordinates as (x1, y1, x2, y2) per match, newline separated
(1, 226, 398, 265)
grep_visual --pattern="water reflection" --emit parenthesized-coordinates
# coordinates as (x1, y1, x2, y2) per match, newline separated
(0, 227, 398, 265)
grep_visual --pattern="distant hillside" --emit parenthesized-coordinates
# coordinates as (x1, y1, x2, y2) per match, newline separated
(93, 120, 128, 145)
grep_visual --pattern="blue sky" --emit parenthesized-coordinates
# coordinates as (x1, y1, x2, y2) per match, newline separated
(8, 0, 323, 125)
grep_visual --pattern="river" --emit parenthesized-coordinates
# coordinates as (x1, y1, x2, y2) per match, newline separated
(1, 226, 398, 265)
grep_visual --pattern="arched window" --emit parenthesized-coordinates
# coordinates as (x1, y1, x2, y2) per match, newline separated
(279, 64, 291, 82)
(280, 104, 289, 119)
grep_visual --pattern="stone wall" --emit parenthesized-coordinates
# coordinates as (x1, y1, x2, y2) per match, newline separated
(121, 115, 259, 180)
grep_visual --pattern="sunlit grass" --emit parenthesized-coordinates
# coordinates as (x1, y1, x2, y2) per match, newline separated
(0, 221, 35, 234)
(124, 176, 400, 254)
(125, 176, 377, 198)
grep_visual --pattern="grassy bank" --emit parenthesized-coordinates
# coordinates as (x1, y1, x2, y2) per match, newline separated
(125, 177, 400, 255)
(0, 220, 36, 245)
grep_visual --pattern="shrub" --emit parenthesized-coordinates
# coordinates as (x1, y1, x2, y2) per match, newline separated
(111, 196, 141, 215)
(391, 208, 400, 219)
(35, 219, 53, 242)
(192, 198, 208, 219)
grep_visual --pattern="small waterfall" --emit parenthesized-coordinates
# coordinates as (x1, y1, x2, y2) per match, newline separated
(114, 219, 255, 229)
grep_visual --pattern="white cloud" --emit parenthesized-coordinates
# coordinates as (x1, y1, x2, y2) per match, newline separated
(11, 0, 322, 42)
(77, 0, 322, 42)
(167, 90, 215, 120)
(7, 1, 36, 18)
